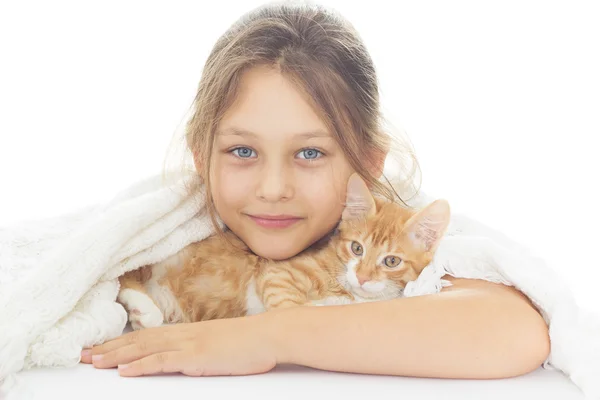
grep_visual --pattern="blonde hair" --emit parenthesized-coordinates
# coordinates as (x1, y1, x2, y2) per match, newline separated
(166, 1, 421, 235)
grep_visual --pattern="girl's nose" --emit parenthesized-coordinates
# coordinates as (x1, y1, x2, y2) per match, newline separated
(256, 164, 294, 202)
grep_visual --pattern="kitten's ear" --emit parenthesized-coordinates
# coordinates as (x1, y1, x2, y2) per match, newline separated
(404, 199, 451, 253)
(342, 173, 376, 221)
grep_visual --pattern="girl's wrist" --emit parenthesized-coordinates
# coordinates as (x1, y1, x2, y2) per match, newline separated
(257, 306, 304, 365)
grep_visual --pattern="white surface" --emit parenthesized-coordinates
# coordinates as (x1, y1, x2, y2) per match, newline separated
(13, 364, 584, 400)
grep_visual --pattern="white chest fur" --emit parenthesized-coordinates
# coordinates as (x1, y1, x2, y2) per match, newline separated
(244, 278, 267, 315)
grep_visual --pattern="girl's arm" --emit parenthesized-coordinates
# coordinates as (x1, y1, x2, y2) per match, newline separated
(266, 276, 550, 379)
(84, 276, 549, 379)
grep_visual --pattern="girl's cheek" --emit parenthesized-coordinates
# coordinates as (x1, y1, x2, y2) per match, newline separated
(295, 173, 344, 216)
(300, 167, 346, 197)
(214, 164, 256, 199)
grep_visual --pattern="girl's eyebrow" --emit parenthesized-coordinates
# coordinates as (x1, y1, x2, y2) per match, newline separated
(217, 127, 331, 139)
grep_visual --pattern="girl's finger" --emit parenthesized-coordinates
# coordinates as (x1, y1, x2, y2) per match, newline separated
(117, 351, 186, 377)
(81, 323, 194, 364)
(87, 325, 173, 357)
(82, 329, 144, 360)
(81, 328, 173, 367)
(92, 337, 180, 369)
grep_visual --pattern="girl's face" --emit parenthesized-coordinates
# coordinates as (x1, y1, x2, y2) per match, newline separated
(209, 65, 356, 260)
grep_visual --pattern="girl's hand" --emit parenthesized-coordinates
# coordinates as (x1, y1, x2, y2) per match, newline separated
(79, 314, 280, 377)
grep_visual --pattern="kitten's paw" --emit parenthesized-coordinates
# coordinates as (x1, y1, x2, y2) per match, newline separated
(132, 305, 163, 330)
(118, 288, 164, 330)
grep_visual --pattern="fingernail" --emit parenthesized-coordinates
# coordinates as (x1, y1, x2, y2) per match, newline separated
(118, 364, 129, 370)
(92, 354, 103, 362)
(81, 349, 91, 357)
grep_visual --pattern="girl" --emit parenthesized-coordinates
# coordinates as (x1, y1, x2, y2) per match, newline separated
(80, 2, 549, 378)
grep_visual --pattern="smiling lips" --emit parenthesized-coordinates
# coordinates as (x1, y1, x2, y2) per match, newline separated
(247, 214, 303, 229)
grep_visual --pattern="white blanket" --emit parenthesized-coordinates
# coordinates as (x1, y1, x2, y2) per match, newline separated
(0, 171, 598, 398)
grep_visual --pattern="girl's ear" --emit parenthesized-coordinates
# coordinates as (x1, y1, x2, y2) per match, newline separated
(403, 199, 451, 253)
(366, 147, 388, 180)
(342, 173, 376, 221)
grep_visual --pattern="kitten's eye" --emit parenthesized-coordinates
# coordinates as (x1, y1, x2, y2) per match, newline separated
(351, 241, 363, 256)
(383, 255, 402, 269)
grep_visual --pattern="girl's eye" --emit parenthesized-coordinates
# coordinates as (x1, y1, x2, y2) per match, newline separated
(383, 256, 402, 269)
(351, 241, 363, 256)
(231, 147, 256, 159)
(297, 148, 323, 160)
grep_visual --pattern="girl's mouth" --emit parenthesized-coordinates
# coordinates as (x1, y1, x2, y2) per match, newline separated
(246, 214, 303, 229)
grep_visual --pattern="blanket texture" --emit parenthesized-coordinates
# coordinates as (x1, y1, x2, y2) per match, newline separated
(0, 171, 599, 398)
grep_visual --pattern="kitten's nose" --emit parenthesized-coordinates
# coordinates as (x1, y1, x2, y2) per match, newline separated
(357, 275, 369, 286)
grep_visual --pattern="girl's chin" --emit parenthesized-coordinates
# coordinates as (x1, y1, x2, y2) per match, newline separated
(245, 239, 306, 261)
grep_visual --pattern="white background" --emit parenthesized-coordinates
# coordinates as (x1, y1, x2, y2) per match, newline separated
(1, 0, 598, 310)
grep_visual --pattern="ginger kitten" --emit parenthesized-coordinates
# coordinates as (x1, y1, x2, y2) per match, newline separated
(117, 173, 451, 330)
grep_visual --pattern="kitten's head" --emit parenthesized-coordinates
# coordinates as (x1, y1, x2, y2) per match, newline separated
(334, 173, 451, 299)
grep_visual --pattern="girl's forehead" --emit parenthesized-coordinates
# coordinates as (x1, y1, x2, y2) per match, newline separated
(217, 66, 331, 138)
